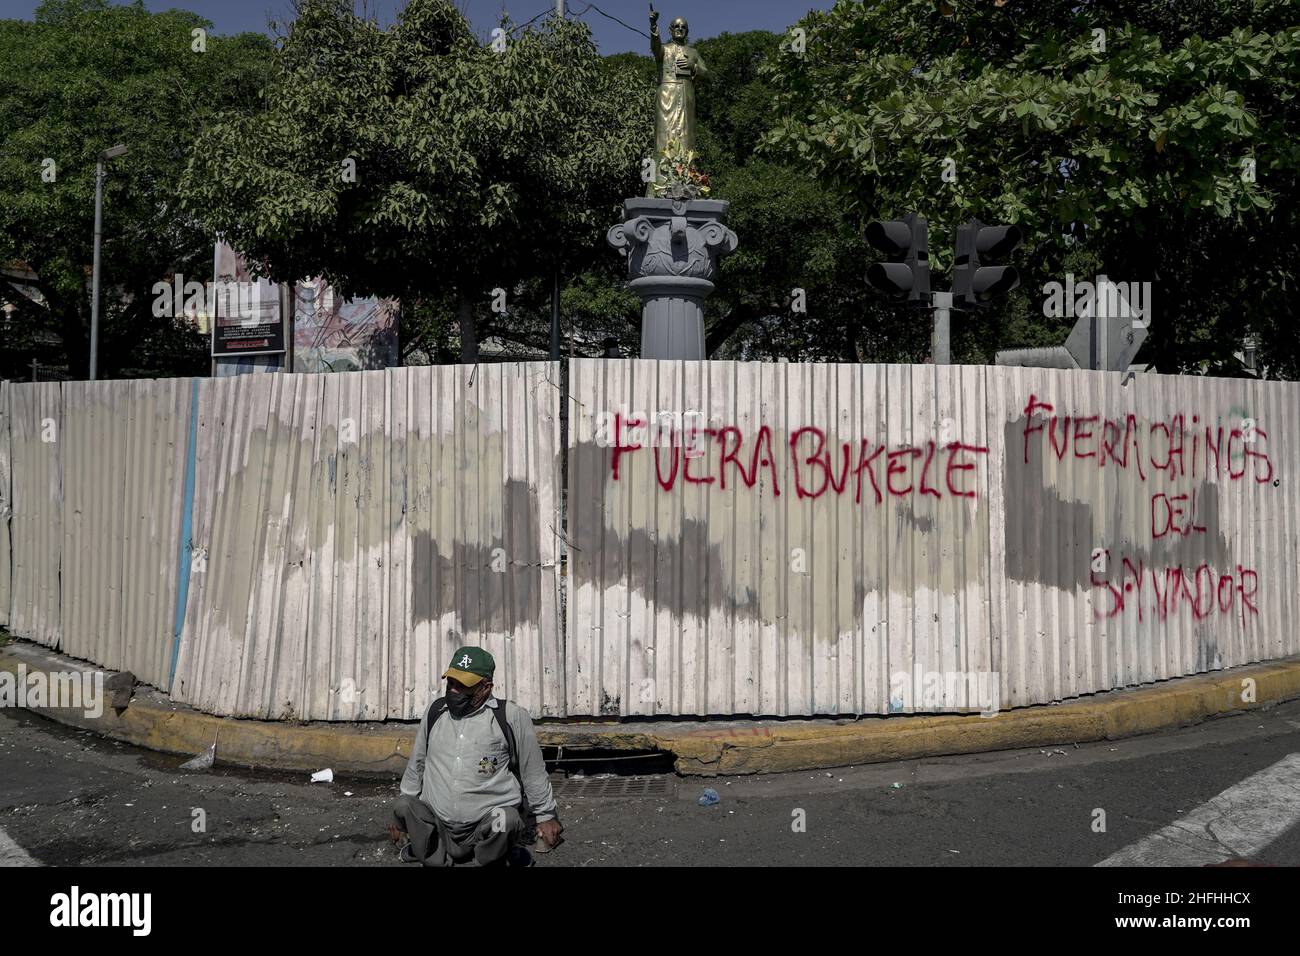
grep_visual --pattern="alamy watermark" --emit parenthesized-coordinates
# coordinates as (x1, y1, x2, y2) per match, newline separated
(151, 274, 305, 322)
(1042, 273, 1152, 328)
(49, 886, 151, 936)
(889, 669, 1001, 718)
(594, 408, 709, 456)
(0, 665, 105, 719)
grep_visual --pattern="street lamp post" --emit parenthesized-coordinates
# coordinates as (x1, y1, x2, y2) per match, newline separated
(89, 143, 128, 381)
(550, 1, 564, 361)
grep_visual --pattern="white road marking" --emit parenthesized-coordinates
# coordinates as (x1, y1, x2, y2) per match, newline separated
(1098, 752, 1300, 866)
(0, 825, 40, 867)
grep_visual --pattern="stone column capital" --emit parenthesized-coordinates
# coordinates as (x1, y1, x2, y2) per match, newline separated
(608, 197, 739, 360)
(607, 198, 738, 283)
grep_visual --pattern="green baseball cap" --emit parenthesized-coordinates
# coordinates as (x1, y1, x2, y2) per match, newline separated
(442, 646, 495, 687)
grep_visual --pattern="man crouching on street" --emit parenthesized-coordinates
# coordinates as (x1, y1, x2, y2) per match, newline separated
(388, 645, 563, 866)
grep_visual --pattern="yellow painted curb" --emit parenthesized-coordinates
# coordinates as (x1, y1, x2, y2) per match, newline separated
(0, 647, 414, 775)
(652, 660, 1300, 775)
(3, 644, 1298, 777)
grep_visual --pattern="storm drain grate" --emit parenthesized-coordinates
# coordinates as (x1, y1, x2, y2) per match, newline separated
(552, 776, 674, 799)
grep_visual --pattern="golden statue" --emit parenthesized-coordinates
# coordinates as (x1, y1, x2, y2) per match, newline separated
(649, 5, 708, 157)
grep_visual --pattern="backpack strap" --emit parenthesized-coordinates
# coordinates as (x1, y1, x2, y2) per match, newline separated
(423, 696, 448, 751)
(492, 700, 535, 828)
(491, 700, 521, 782)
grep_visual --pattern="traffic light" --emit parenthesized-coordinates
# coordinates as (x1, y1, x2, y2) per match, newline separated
(865, 212, 929, 304)
(952, 219, 1022, 309)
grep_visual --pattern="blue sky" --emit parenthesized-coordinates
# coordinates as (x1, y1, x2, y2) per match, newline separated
(2, 0, 835, 54)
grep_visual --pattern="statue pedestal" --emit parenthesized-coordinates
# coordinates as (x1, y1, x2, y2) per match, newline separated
(607, 198, 738, 360)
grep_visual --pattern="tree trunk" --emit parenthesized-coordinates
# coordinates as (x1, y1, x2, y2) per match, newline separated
(52, 285, 90, 379)
(840, 324, 859, 364)
(705, 303, 756, 357)
(458, 291, 478, 364)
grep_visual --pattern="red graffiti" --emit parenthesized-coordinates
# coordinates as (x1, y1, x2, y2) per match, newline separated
(1090, 553, 1259, 627)
(1020, 395, 1276, 485)
(885, 447, 921, 497)
(653, 442, 679, 491)
(609, 420, 989, 503)
(610, 413, 644, 481)
(1150, 489, 1209, 539)
(945, 443, 985, 498)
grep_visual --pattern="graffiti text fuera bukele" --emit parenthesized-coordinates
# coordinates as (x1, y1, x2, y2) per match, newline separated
(606, 413, 990, 502)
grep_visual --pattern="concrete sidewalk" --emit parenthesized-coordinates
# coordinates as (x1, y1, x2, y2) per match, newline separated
(3, 638, 1299, 776)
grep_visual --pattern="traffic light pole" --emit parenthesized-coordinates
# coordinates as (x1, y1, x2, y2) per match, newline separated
(931, 291, 952, 365)
(866, 213, 1020, 367)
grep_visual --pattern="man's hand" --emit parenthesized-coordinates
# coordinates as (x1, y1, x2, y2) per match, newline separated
(387, 822, 405, 845)
(649, 4, 658, 28)
(535, 818, 563, 848)
(675, 53, 690, 74)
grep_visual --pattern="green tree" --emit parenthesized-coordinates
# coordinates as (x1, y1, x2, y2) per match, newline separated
(180, 0, 650, 363)
(692, 30, 903, 361)
(761, 0, 1300, 376)
(0, 0, 274, 379)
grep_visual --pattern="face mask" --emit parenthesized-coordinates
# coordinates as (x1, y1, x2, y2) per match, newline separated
(447, 687, 481, 718)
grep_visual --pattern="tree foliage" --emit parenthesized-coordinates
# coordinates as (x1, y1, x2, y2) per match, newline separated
(693, 30, 913, 362)
(761, 0, 1300, 376)
(5, 1, 1296, 379)
(0, 0, 273, 378)
(180, 0, 650, 361)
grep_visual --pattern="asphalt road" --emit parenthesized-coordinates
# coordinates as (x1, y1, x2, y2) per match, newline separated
(2, 699, 1300, 866)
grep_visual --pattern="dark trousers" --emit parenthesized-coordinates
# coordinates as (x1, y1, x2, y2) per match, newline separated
(393, 793, 524, 867)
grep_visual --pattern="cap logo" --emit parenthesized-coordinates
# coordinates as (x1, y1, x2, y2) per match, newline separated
(458, 654, 473, 668)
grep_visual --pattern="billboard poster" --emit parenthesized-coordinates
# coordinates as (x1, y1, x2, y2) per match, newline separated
(293, 278, 399, 373)
(207, 243, 397, 369)
(210, 242, 287, 357)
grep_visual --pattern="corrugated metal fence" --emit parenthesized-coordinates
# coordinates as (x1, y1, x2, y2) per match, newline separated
(170, 364, 563, 720)
(0, 382, 11, 628)
(5, 381, 63, 649)
(566, 359, 1300, 717)
(1, 379, 192, 690)
(3, 360, 1297, 721)
(60, 379, 195, 690)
